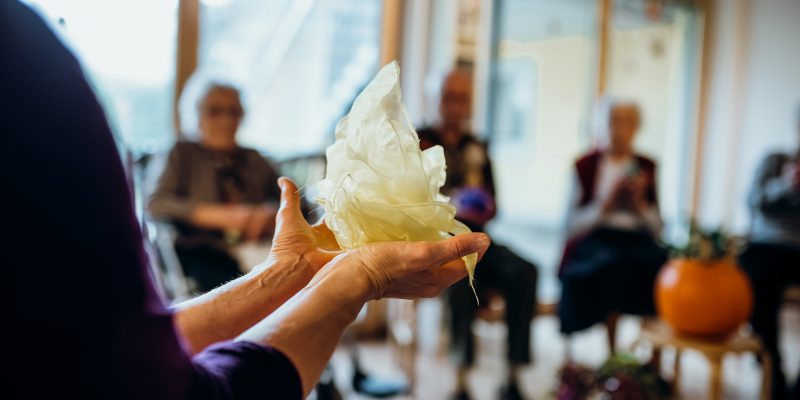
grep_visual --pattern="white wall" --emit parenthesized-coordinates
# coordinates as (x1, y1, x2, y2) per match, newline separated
(607, 19, 694, 239)
(400, 0, 460, 126)
(698, 0, 800, 232)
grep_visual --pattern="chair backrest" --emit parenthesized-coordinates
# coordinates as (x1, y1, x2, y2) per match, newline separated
(117, 147, 176, 303)
(147, 221, 194, 302)
(133, 150, 195, 303)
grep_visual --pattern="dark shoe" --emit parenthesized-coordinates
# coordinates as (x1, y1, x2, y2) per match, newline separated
(788, 380, 799, 400)
(352, 368, 408, 398)
(315, 381, 342, 400)
(315, 365, 342, 400)
(451, 389, 472, 400)
(500, 382, 524, 400)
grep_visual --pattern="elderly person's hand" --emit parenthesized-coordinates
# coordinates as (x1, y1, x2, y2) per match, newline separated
(174, 178, 343, 354)
(327, 236, 488, 300)
(177, 176, 489, 391)
(264, 178, 343, 272)
(268, 177, 488, 300)
(239, 182, 490, 396)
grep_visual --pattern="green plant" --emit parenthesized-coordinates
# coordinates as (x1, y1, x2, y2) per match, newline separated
(656, 220, 753, 336)
(664, 220, 739, 261)
(597, 353, 671, 400)
(556, 353, 671, 400)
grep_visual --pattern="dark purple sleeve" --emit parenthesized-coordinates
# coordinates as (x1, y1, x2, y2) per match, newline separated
(3, 2, 300, 399)
(191, 342, 302, 400)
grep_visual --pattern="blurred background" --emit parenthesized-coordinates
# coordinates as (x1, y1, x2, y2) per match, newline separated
(23, 0, 800, 399)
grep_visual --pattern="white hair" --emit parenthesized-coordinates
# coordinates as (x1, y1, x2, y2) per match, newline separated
(177, 70, 244, 139)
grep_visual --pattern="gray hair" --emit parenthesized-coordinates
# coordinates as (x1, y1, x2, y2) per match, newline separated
(177, 71, 243, 139)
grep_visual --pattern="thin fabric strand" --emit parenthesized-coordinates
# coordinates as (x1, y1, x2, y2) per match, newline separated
(316, 61, 479, 301)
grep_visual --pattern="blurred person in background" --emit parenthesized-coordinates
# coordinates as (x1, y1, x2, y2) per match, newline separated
(739, 105, 800, 400)
(419, 68, 538, 400)
(558, 100, 668, 351)
(148, 75, 280, 293)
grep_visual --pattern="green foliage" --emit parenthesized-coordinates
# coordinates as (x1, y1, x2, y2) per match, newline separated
(663, 220, 739, 262)
(557, 353, 672, 400)
(597, 353, 672, 400)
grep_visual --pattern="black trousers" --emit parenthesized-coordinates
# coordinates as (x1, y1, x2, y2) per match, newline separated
(740, 243, 800, 400)
(175, 246, 242, 294)
(447, 243, 538, 367)
(558, 228, 668, 334)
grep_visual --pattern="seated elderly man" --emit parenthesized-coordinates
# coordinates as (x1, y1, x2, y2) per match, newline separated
(558, 100, 668, 351)
(419, 68, 538, 400)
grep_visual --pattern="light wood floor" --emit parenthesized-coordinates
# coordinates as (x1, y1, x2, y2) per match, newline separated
(327, 303, 800, 400)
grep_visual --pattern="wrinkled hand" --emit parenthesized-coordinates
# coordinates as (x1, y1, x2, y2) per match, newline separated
(269, 177, 490, 300)
(317, 233, 490, 300)
(267, 177, 343, 272)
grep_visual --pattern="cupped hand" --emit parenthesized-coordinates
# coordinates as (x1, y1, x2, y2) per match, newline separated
(317, 233, 490, 300)
(268, 176, 491, 301)
(266, 177, 343, 272)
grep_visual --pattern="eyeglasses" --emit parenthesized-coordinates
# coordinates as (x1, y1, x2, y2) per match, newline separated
(201, 105, 244, 118)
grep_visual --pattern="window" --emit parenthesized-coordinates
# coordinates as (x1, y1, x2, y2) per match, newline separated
(485, 0, 599, 301)
(25, 0, 178, 155)
(607, 0, 702, 240)
(198, 0, 383, 159)
(488, 0, 598, 227)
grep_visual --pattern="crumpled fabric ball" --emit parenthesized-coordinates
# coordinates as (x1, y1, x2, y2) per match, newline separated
(316, 61, 478, 300)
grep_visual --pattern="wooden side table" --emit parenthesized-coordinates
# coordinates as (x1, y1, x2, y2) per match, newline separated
(632, 319, 771, 400)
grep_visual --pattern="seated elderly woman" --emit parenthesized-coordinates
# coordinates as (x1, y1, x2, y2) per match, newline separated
(558, 100, 668, 351)
(148, 74, 281, 293)
(8, 2, 490, 399)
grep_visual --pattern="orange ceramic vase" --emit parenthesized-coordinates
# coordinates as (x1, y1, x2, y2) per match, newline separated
(655, 258, 753, 337)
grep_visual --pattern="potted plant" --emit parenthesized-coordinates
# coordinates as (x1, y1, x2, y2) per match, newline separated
(556, 353, 671, 400)
(655, 223, 753, 337)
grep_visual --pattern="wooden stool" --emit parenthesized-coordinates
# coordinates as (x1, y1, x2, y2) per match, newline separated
(632, 319, 771, 400)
